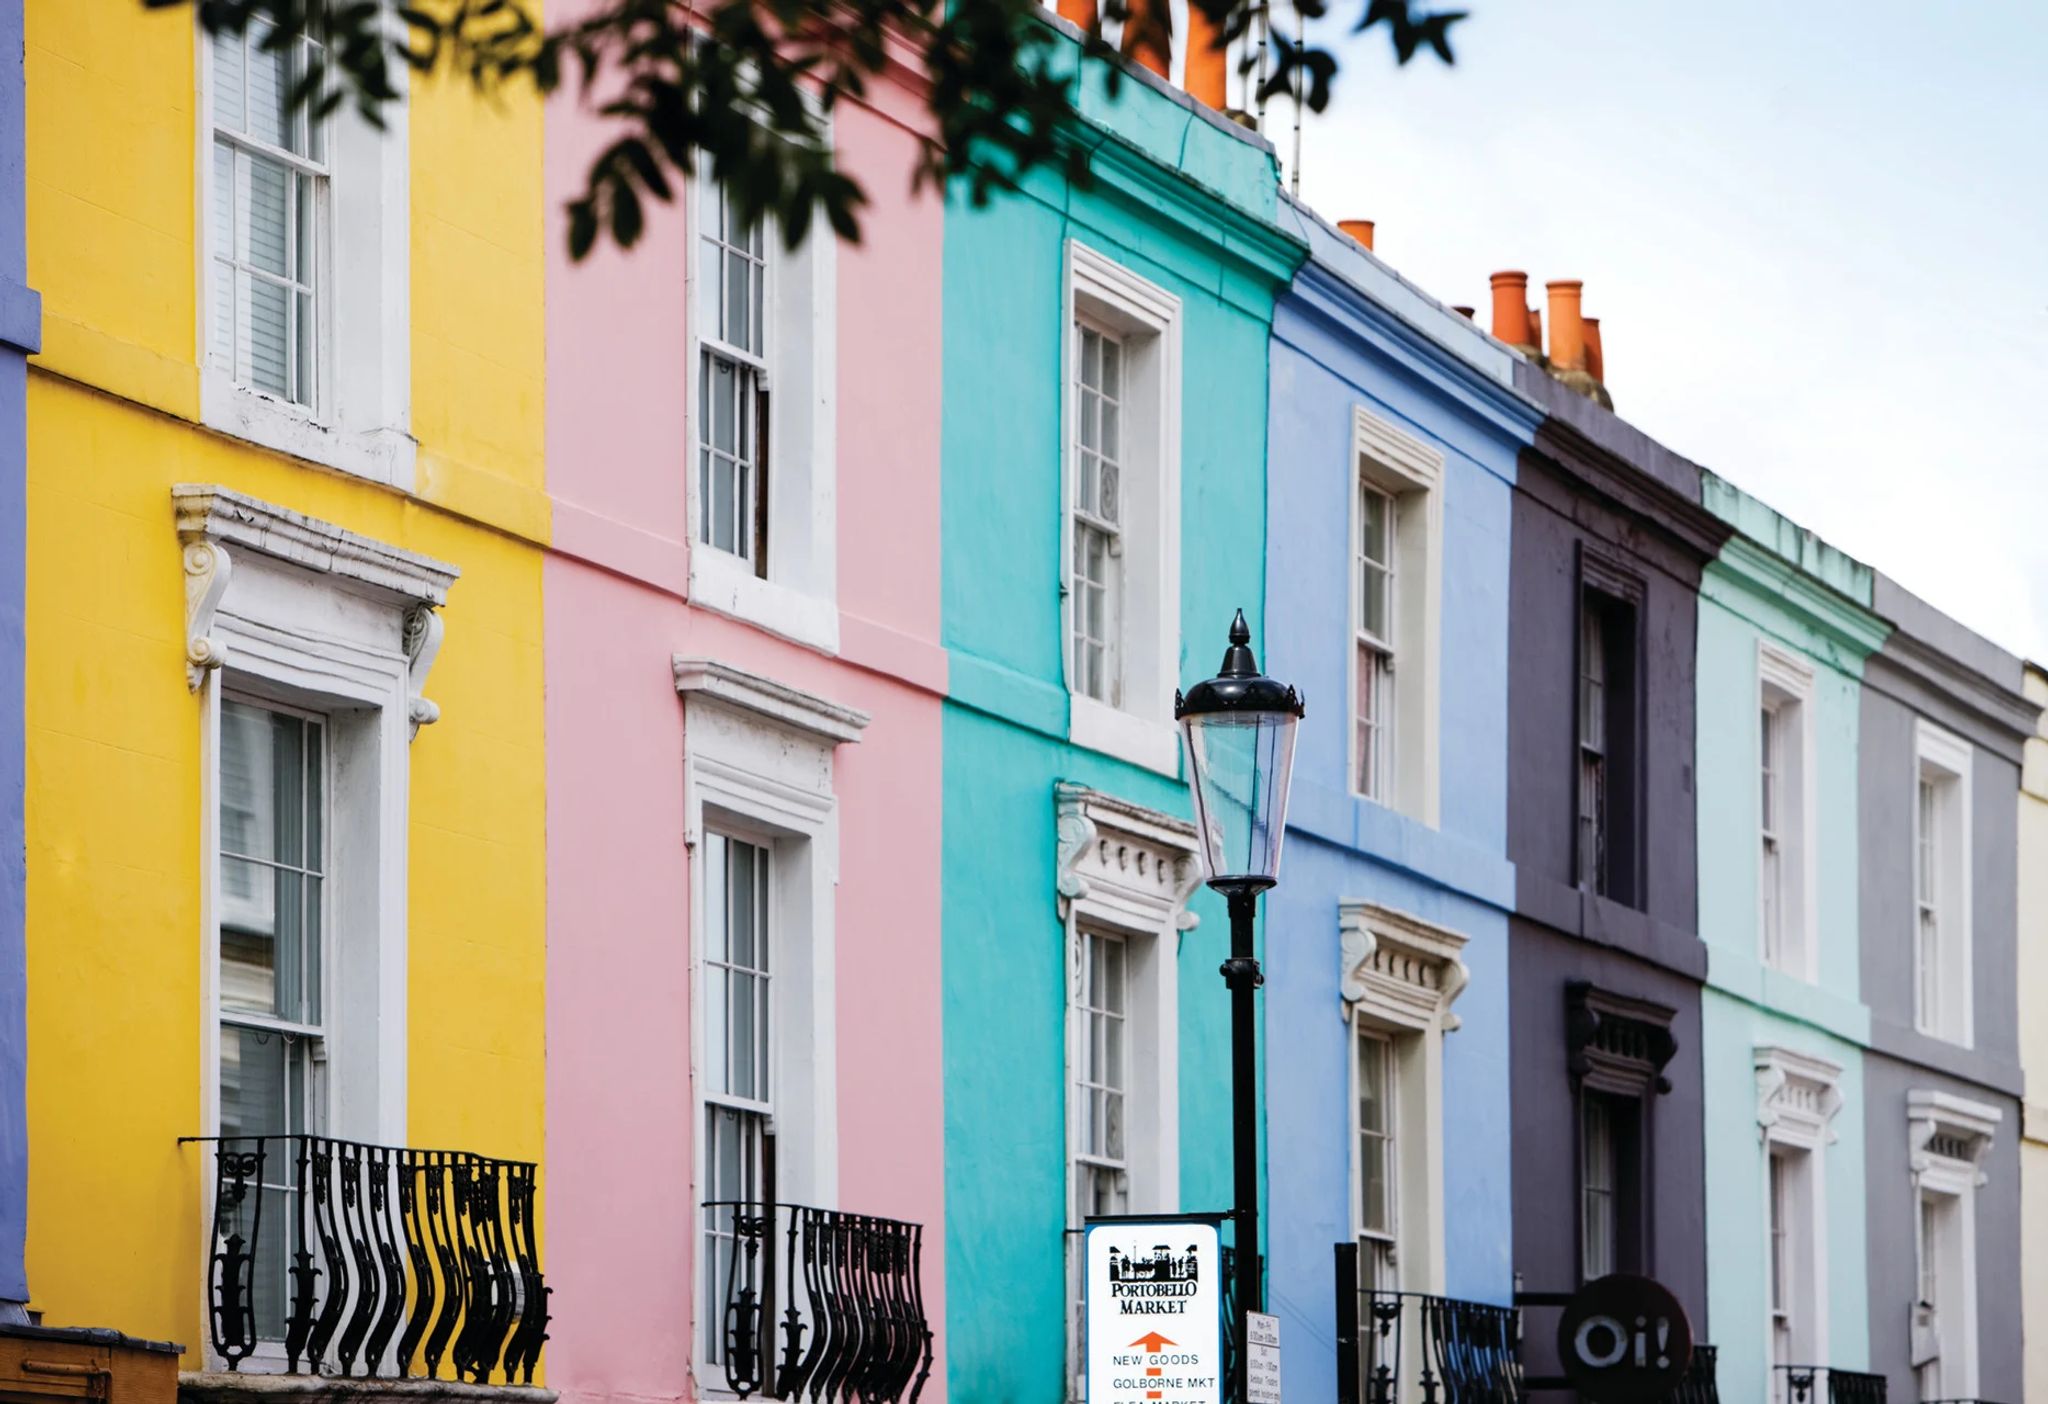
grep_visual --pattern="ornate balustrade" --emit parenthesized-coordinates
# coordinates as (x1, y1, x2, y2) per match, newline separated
(193, 1135, 547, 1382)
(1670, 1343, 1720, 1404)
(703, 1200, 933, 1404)
(1777, 1365, 1888, 1404)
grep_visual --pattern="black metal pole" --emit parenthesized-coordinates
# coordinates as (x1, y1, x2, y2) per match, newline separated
(1220, 886, 1264, 1403)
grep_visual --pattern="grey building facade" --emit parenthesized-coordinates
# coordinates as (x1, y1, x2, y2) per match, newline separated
(1504, 367, 1731, 1387)
(1857, 575, 2038, 1403)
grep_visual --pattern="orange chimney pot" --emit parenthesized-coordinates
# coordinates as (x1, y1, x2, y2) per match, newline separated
(1120, 0, 1170, 77)
(1546, 279, 1586, 373)
(1489, 271, 1531, 348)
(1583, 316, 1605, 382)
(1185, 4, 1226, 108)
(1057, 0, 1098, 30)
(1338, 219, 1376, 251)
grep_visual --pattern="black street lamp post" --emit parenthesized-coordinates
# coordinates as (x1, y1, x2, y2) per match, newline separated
(1175, 610, 1303, 1404)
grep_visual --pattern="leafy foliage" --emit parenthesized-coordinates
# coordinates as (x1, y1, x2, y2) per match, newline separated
(152, 0, 1464, 257)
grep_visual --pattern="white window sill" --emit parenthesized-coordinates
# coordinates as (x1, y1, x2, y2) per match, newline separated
(690, 545, 840, 654)
(200, 371, 416, 489)
(1070, 693, 1179, 777)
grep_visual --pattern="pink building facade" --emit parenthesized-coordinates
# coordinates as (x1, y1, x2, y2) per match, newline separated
(540, 48, 948, 1404)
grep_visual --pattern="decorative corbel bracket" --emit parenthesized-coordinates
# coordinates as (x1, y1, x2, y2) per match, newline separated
(1170, 856, 1203, 938)
(1337, 909, 1377, 1017)
(184, 539, 234, 690)
(404, 604, 445, 739)
(1054, 787, 1099, 922)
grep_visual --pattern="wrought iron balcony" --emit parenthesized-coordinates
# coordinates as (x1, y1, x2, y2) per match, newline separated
(192, 1134, 548, 1382)
(1349, 1288, 1524, 1403)
(703, 1200, 933, 1404)
(1670, 1343, 1720, 1404)
(1777, 1365, 1888, 1404)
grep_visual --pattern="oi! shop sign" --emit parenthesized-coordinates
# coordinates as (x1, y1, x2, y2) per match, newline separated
(1085, 1219, 1223, 1404)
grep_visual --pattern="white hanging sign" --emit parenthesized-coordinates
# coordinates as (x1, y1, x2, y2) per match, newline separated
(1084, 1219, 1224, 1404)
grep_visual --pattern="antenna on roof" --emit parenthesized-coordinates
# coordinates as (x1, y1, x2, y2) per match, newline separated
(1251, 0, 1270, 134)
(1289, 0, 1304, 194)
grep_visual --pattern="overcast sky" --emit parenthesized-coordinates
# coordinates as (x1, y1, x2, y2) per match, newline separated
(1274, 0, 2048, 663)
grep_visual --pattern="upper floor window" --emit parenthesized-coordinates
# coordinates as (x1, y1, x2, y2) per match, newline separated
(210, 25, 323, 407)
(1913, 721, 1973, 1044)
(217, 697, 327, 1342)
(1575, 563, 1642, 904)
(1759, 647, 1815, 977)
(687, 176, 838, 651)
(200, 24, 412, 484)
(1348, 409, 1444, 821)
(1063, 243, 1181, 776)
(1355, 1028, 1397, 1289)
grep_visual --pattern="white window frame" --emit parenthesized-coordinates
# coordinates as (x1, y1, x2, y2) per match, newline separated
(1758, 644, 1817, 980)
(1337, 901, 1467, 1297)
(1907, 1090, 1999, 1403)
(683, 158, 840, 655)
(1754, 1046, 1844, 1377)
(675, 657, 867, 1394)
(1062, 243, 1181, 778)
(1912, 720, 1974, 1045)
(1347, 408, 1443, 824)
(195, 17, 414, 487)
(1054, 783, 1200, 1396)
(179, 485, 453, 1370)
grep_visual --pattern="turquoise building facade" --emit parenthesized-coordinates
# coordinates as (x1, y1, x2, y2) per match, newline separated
(937, 24, 1303, 1403)
(1696, 476, 1890, 1398)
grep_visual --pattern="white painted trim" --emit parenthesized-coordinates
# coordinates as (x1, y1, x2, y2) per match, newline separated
(1338, 901, 1467, 1295)
(1348, 406, 1443, 825)
(682, 670, 858, 1393)
(1056, 784, 1191, 1231)
(1913, 718, 1975, 1046)
(682, 145, 840, 643)
(175, 485, 457, 604)
(1757, 641, 1818, 982)
(1062, 241, 1182, 778)
(1755, 1045, 1842, 1377)
(1908, 1090, 1999, 1399)
(193, 19, 414, 488)
(673, 657, 871, 745)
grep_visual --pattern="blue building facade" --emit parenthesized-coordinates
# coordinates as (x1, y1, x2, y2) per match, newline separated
(1260, 204, 1537, 1401)
(0, 0, 39, 1319)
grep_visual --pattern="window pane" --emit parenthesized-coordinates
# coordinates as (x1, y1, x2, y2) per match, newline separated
(213, 30, 247, 131)
(244, 20, 290, 149)
(219, 1025, 290, 1139)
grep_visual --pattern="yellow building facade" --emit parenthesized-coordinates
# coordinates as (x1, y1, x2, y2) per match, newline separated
(21, 0, 547, 1370)
(2024, 662, 2048, 1402)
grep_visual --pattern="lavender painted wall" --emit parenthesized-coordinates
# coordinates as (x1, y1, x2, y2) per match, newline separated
(1856, 574, 2035, 1402)
(0, 0, 41, 1314)
(1504, 369, 1726, 1373)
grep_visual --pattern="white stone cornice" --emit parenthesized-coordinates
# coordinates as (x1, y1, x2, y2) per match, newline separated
(1755, 1045, 1845, 1148)
(672, 657, 870, 746)
(1053, 783, 1201, 936)
(174, 484, 458, 606)
(1339, 901, 1469, 1034)
(1908, 1089, 2003, 1187)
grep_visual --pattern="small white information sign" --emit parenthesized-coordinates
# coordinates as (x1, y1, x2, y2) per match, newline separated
(1085, 1220, 1223, 1404)
(1244, 1311, 1281, 1404)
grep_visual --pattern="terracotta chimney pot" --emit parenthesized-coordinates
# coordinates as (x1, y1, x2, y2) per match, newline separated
(1120, 0, 1170, 77)
(1489, 271, 1531, 348)
(1057, 0, 1098, 30)
(1583, 316, 1605, 382)
(1338, 219, 1375, 251)
(1529, 306, 1543, 351)
(1546, 279, 1586, 373)
(1185, 3, 1226, 108)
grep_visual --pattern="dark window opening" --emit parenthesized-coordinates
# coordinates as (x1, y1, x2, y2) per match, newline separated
(1575, 581, 1641, 906)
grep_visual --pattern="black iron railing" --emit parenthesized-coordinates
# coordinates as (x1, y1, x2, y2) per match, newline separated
(1777, 1365, 1887, 1404)
(1670, 1343, 1720, 1404)
(1360, 1291, 1523, 1404)
(192, 1135, 548, 1381)
(704, 1200, 933, 1404)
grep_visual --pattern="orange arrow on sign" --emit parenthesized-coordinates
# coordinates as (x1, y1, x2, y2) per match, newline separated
(1129, 1332, 1177, 1353)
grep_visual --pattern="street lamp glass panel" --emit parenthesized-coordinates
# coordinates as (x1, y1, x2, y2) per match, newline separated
(1180, 708, 1298, 888)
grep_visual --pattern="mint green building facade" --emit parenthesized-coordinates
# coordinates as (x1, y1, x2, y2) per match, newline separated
(937, 28, 1303, 1403)
(1697, 476, 1890, 1398)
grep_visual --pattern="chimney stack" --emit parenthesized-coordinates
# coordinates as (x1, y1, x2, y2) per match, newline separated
(1338, 219, 1376, 252)
(1120, 0, 1170, 77)
(1185, 5, 1226, 108)
(1545, 280, 1586, 373)
(1489, 271, 1533, 350)
(1056, 0, 1098, 30)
